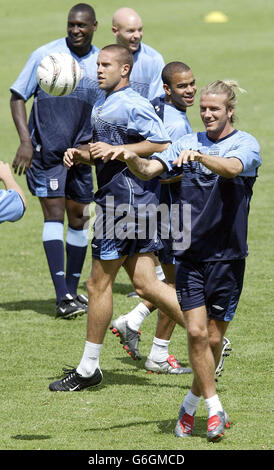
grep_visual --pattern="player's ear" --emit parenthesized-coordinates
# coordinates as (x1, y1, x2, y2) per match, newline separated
(227, 106, 234, 120)
(163, 84, 171, 96)
(112, 26, 118, 35)
(121, 63, 131, 78)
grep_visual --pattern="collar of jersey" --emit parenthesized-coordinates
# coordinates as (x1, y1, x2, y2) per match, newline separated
(106, 86, 131, 99)
(206, 129, 238, 144)
(164, 101, 187, 114)
(66, 40, 96, 60)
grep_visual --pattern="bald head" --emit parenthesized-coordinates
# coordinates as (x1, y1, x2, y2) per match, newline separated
(112, 8, 142, 27)
(112, 8, 143, 53)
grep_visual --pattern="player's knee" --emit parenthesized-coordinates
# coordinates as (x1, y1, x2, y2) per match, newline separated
(86, 276, 98, 298)
(68, 213, 88, 230)
(86, 274, 112, 298)
(66, 201, 89, 230)
(187, 324, 208, 345)
(209, 332, 223, 351)
(40, 197, 65, 221)
(133, 282, 152, 301)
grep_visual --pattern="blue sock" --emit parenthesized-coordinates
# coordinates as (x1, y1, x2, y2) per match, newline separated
(66, 226, 88, 296)
(42, 221, 69, 304)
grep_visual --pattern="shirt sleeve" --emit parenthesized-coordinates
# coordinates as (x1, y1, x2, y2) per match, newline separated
(0, 190, 25, 223)
(150, 138, 187, 177)
(128, 101, 171, 143)
(225, 133, 262, 176)
(147, 55, 165, 100)
(166, 121, 192, 143)
(10, 50, 41, 101)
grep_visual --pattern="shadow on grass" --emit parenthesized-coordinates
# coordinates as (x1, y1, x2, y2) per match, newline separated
(83, 416, 207, 439)
(47, 367, 191, 391)
(11, 434, 51, 441)
(0, 299, 56, 317)
(0, 280, 136, 317)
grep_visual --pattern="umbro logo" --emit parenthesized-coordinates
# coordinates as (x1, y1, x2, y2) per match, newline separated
(212, 304, 224, 311)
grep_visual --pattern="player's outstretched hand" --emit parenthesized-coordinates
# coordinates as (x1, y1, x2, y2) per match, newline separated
(173, 149, 200, 167)
(89, 142, 127, 163)
(117, 149, 137, 162)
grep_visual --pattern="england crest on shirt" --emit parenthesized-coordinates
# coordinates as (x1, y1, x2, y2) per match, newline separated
(50, 178, 59, 191)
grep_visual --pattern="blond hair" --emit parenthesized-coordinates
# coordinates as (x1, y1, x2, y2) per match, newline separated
(200, 80, 247, 123)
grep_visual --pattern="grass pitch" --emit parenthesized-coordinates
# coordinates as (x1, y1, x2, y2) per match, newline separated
(0, 0, 273, 453)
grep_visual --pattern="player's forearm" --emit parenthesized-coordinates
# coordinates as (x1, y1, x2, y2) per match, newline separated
(10, 93, 31, 143)
(123, 140, 170, 157)
(75, 149, 94, 165)
(125, 154, 165, 180)
(196, 153, 243, 178)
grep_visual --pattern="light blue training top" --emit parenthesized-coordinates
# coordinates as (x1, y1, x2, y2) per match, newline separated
(0, 190, 25, 223)
(130, 42, 165, 100)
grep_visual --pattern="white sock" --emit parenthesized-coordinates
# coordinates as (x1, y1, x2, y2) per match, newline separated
(205, 394, 223, 418)
(183, 390, 202, 416)
(76, 341, 103, 377)
(149, 337, 170, 362)
(126, 302, 151, 331)
(155, 265, 165, 281)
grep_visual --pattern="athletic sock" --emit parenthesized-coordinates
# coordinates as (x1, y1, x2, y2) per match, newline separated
(42, 221, 69, 304)
(126, 302, 151, 331)
(148, 337, 170, 363)
(77, 341, 103, 377)
(205, 394, 223, 418)
(182, 390, 202, 416)
(65, 226, 88, 296)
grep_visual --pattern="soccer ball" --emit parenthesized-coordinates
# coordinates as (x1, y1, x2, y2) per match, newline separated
(36, 52, 82, 96)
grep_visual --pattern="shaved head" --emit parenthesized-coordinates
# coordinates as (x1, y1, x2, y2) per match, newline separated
(112, 8, 142, 28)
(112, 8, 143, 53)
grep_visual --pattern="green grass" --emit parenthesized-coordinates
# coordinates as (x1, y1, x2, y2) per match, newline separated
(0, 0, 273, 452)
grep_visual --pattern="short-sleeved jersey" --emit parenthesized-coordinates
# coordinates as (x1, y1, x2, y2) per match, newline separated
(153, 129, 262, 261)
(0, 189, 25, 223)
(151, 95, 192, 142)
(163, 103, 192, 142)
(130, 43, 165, 100)
(91, 86, 170, 195)
(10, 38, 101, 167)
(151, 95, 192, 180)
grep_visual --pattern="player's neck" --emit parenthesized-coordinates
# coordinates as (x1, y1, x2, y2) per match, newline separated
(67, 40, 92, 57)
(106, 79, 129, 97)
(165, 96, 186, 112)
(207, 124, 235, 142)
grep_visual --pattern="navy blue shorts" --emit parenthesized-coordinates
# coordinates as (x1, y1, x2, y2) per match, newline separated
(91, 235, 162, 260)
(91, 171, 162, 260)
(175, 258, 246, 321)
(158, 238, 175, 265)
(26, 156, 94, 204)
(91, 205, 163, 260)
(157, 181, 181, 266)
